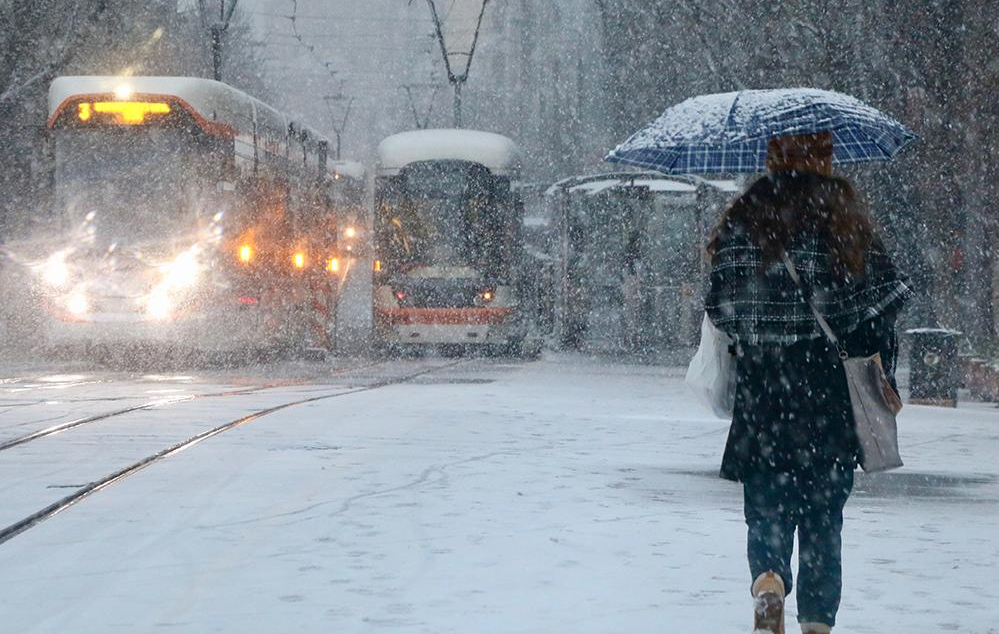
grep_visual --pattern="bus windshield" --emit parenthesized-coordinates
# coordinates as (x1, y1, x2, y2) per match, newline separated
(53, 127, 216, 247)
(377, 161, 511, 279)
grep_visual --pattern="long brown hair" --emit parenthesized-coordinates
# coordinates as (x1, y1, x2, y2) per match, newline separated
(707, 171, 874, 278)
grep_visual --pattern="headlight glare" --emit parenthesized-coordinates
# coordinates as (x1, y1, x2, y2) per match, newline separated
(147, 293, 172, 320)
(67, 293, 88, 316)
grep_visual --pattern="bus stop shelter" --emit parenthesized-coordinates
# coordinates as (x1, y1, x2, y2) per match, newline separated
(545, 172, 739, 356)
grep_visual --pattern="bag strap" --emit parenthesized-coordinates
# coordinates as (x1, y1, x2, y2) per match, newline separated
(781, 252, 848, 359)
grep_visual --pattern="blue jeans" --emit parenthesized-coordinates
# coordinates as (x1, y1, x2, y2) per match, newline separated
(743, 465, 854, 627)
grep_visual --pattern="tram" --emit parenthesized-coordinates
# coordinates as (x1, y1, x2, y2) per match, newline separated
(372, 129, 532, 354)
(6, 75, 346, 355)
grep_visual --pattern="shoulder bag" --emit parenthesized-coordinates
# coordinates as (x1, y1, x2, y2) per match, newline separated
(782, 253, 904, 472)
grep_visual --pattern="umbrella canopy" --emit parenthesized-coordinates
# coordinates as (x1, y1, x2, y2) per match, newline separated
(605, 88, 918, 174)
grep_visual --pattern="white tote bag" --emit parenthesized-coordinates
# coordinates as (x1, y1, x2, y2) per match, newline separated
(685, 313, 736, 418)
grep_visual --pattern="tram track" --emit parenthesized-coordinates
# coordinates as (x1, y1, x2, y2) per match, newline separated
(0, 359, 388, 454)
(0, 359, 465, 546)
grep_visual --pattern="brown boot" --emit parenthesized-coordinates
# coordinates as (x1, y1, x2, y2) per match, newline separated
(752, 571, 786, 634)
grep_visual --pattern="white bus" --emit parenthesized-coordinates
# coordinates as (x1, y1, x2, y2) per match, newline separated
(6, 75, 348, 357)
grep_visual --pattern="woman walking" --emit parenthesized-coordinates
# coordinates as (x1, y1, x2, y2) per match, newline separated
(704, 132, 914, 634)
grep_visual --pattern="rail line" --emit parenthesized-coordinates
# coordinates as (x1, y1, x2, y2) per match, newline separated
(0, 359, 387, 453)
(0, 359, 464, 546)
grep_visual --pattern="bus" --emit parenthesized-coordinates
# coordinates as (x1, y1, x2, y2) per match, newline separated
(4, 75, 345, 357)
(372, 129, 534, 355)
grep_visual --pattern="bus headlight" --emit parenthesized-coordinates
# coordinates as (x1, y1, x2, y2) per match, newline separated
(41, 250, 72, 289)
(161, 249, 199, 289)
(67, 292, 89, 317)
(146, 293, 172, 320)
(43, 261, 70, 289)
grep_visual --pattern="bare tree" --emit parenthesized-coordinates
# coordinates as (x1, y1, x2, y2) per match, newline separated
(1, 1, 109, 103)
(592, 0, 999, 344)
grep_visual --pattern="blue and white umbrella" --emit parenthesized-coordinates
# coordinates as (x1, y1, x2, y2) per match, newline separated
(605, 88, 918, 174)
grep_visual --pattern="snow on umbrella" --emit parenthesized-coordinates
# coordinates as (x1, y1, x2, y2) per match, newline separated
(605, 88, 918, 174)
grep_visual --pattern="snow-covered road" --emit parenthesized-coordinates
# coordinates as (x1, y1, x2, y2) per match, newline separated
(0, 355, 995, 633)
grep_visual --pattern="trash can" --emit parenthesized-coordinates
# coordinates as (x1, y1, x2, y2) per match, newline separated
(906, 328, 962, 407)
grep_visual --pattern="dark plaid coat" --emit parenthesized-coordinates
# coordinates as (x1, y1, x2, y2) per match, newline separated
(705, 227, 913, 347)
(707, 227, 914, 481)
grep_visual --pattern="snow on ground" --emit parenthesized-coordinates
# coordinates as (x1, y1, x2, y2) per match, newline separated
(0, 355, 996, 633)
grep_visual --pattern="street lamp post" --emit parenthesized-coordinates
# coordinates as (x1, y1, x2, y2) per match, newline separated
(324, 94, 355, 160)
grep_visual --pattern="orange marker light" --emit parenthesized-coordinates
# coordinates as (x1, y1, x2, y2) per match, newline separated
(293, 252, 306, 269)
(326, 258, 339, 273)
(482, 290, 494, 302)
(373, 259, 382, 272)
(239, 244, 252, 263)
(77, 103, 92, 121)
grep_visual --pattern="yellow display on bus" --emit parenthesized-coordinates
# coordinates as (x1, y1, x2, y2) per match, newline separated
(77, 101, 171, 125)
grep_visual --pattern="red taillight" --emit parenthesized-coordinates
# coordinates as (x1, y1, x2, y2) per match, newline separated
(238, 296, 259, 305)
(394, 291, 406, 301)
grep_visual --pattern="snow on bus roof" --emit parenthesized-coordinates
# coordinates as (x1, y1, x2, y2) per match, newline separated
(47, 75, 327, 145)
(378, 129, 520, 175)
